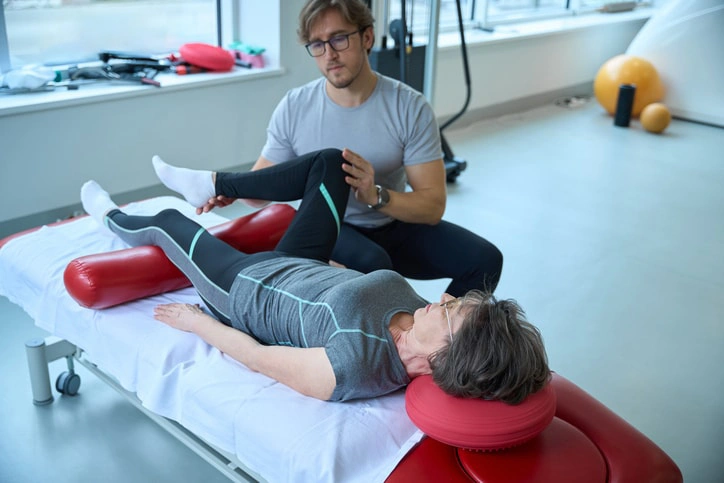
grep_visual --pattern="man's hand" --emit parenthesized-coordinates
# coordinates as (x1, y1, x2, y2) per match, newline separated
(341, 148, 378, 206)
(196, 195, 235, 215)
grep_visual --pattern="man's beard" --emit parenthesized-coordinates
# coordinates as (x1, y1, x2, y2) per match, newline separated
(327, 75, 354, 89)
(326, 61, 362, 89)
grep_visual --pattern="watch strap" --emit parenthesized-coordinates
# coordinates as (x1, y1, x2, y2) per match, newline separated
(369, 185, 389, 210)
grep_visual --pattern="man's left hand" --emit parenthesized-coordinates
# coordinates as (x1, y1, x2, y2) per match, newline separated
(341, 148, 378, 206)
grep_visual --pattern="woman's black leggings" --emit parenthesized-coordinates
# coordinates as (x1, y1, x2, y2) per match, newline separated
(104, 148, 350, 324)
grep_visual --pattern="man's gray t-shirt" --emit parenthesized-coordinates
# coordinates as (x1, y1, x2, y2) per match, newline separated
(228, 257, 427, 402)
(261, 74, 442, 228)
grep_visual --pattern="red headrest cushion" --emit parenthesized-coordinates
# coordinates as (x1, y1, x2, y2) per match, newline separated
(405, 375, 556, 451)
(64, 204, 295, 309)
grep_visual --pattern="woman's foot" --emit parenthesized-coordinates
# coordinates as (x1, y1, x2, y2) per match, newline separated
(81, 180, 118, 227)
(152, 155, 215, 208)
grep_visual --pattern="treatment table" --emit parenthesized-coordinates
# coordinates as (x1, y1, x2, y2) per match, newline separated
(0, 196, 682, 482)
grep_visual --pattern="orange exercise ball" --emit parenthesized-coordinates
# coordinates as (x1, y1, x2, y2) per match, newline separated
(640, 103, 672, 134)
(594, 55, 665, 117)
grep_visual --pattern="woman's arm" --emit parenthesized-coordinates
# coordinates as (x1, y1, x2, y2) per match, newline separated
(154, 303, 336, 400)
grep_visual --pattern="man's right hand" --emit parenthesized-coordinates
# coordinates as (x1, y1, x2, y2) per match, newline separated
(196, 195, 272, 215)
(196, 195, 236, 215)
(197, 155, 276, 214)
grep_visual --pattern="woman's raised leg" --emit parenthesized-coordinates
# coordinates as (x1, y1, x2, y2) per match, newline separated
(155, 149, 351, 262)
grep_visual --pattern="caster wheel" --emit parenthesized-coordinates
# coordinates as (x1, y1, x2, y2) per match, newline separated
(56, 371, 81, 396)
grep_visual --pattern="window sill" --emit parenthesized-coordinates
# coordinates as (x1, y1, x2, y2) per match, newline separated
(437, 7, 654, 50)
(0, 66, 285, 118)
(1, 8, 654, 118)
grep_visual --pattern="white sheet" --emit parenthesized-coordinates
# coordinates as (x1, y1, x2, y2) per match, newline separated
(0, 196, 424, 483)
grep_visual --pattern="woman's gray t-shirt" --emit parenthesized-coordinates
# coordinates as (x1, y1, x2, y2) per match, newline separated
(229, 257, 427, 401)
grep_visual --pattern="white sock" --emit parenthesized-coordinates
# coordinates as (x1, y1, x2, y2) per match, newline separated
(152, 155, 215, 208)
(81, 180, 118, 227)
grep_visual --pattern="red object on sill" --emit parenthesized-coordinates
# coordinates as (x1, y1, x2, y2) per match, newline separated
(178, 43, 235, 72)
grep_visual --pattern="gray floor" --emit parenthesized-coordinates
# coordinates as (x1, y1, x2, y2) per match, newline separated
(2, 100, 722, 482)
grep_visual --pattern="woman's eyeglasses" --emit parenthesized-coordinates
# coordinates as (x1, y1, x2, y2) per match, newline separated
(441, 298, 460, 343)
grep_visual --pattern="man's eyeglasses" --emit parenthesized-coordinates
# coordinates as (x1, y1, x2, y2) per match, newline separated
(305, 29, 364, 57)
(441, 298, 460, 343)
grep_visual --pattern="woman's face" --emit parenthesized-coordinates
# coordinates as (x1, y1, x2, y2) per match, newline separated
(411, 293, 465, 353)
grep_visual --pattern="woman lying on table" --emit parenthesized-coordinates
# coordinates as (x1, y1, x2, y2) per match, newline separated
(80, 148, 549, 403)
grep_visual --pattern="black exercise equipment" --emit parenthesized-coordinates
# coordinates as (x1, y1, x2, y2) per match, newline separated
(368, 0, 471, 183)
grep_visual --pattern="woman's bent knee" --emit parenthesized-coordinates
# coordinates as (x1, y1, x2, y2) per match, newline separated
(153, 208, 187, 225)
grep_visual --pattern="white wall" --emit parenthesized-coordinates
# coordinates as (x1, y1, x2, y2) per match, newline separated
(0, 0, 647, 235)
(433, 18, 647, 120)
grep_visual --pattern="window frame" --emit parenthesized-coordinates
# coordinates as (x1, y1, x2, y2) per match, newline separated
(0, 4, 10, 74)
(0, 0, 242, 74)
(1, 0, 654, 75)
(387, 0, 652, 35)
(0, 0, 282, 117)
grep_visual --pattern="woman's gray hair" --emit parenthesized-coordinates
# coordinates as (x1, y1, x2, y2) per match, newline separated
(430, 290, 551, 405)
(298, 0, 375, 44)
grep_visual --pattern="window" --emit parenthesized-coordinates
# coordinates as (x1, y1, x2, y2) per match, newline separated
(386, 0, 473, 33)
(384, 0, 650, 34)
(0, 0, 241, 72)
(484, 0, 569, 25)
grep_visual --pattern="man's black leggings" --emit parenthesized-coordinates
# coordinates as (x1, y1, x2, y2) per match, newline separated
(104, 149, 349, 324)
(330, 220, 503, 297)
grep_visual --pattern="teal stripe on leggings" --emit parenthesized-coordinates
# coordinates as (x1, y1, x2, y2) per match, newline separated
(189, 228, 204, 259)
(319, 183, 340, 234)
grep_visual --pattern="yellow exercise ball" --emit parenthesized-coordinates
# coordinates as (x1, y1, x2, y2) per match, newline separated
(594, 55, 665, 117)
(640, 103, 672, 134)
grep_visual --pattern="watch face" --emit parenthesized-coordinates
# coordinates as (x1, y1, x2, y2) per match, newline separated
(369, 185, 389, 209)
(379, 187, 390, 205)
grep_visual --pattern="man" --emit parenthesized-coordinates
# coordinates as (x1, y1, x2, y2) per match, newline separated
(200, 0, 503, 296)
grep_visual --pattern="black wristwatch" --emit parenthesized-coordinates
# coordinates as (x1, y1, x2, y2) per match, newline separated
(368, 185, 390, 210)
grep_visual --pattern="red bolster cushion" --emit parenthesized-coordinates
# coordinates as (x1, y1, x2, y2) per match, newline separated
(64, 204, 295, 309)
(405, 375, 556, 451)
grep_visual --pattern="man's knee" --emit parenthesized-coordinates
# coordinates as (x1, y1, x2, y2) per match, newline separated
(488, 244, 504, 275)
(472, 244, 503, 292)
(331, 240, 393, 274)
(351, 250, 394, 273)
(446, 241, 503, 295)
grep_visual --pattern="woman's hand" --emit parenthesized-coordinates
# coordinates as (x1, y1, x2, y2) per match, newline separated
(155, 304, 336, 400)
(154, 303, 210, 333)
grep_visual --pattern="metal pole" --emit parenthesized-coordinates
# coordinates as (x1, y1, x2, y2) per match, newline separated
(399, 0, 406, 83)
(0, 3, 12, 74)
(423, 0, 441, 104)
(371, 0, 389, 49)
(216, 0, 223, 47)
